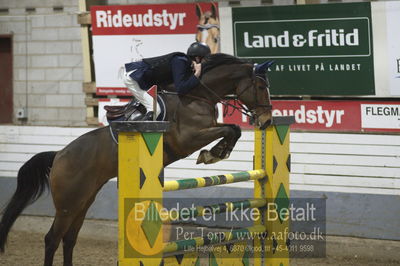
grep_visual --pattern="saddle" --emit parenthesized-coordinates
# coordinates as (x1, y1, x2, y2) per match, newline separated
(104, 99, 142, 120)
(104, 94, 167, 123)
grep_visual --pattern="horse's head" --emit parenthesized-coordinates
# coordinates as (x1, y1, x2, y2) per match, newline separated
(195, 3, 220, 54)
(200, 54, 273, 129)
(236, 61, 274, 130)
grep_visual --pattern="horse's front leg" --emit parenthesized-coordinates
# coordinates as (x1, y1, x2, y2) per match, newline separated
(195, 124, 241, 164)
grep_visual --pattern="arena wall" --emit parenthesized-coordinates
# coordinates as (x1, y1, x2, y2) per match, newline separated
(0, 125, 399, 240)
(0, 0, 86, 126)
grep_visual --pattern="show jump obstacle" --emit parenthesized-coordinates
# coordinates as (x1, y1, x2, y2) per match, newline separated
(114, 116, 294, 266)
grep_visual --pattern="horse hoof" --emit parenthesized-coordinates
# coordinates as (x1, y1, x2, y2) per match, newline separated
(196, 150, 221, 164)
(223, 152, 230, 159)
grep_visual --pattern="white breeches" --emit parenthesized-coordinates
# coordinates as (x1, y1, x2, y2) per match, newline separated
(123, 70, 161, 116)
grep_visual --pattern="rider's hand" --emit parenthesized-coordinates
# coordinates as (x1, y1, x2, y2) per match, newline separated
(193, 62, 202, 78)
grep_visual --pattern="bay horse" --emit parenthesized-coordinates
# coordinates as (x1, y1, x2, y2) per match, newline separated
(0, 53, 273, 266)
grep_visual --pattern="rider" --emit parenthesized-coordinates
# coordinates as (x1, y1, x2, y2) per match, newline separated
(123, 42, 211, 121)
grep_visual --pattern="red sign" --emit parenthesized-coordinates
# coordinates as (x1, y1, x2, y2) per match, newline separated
(99, 98, 400, 132)
(223, 100, 400, 133)
(272, 100, 359, 131)
(96, 87, 131, 96)
(91, 3, 213, 35)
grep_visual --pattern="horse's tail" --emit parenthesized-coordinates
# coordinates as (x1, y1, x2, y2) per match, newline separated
(0, 151, 57, 253)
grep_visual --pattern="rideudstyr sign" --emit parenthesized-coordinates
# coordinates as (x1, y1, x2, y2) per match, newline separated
(222, 100, 400, 132)
(91, 3, 219, 96)
(98, 99, 400, 133)
(92, 6, 194, 35)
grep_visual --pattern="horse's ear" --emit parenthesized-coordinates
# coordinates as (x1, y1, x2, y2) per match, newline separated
(254, 61, 274, 75)
(196, 4, 203, 19)
(211, 3, 218, 19)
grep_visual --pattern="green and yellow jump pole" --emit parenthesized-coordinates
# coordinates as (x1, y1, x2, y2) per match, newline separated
(254, 116, 294, 266)
(114, 116, 294, 265)
(114, 121, 169, 265)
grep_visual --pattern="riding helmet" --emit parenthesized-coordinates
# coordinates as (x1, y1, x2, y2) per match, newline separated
(187, 42, 211, 58)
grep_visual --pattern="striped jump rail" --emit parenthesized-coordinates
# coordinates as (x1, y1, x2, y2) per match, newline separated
(164, 198, 266, 223)
(163, 225, 266, 254)
(163, 169, 266, 192)
(116, 117, 294, 265)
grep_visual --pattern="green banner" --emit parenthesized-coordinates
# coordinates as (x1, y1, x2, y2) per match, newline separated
(233, 3, 375, 96)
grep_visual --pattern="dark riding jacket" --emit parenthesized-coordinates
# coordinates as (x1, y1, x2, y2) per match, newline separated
(125, 52, 200, 95)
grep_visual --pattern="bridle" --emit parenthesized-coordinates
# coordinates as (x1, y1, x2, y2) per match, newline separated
(197, 74, 272, 120)
(196, 23, 220, 45)
(250, 75, 273, 113)
(160, 72, 272, 122)
(197, 23, 220, 31)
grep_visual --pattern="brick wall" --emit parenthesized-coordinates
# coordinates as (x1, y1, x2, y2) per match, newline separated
(0, 0, 86, 126)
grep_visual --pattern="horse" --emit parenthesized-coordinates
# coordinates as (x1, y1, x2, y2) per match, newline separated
(0, 53, 273, 266)
(195, 2, 220, 54)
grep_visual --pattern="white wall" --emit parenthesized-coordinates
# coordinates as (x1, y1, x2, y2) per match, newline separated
(165, 130, 400, 196)
(1, 125, 399, 196)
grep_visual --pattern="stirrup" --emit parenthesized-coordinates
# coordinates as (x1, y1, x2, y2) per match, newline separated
(140, 111, 154, 121)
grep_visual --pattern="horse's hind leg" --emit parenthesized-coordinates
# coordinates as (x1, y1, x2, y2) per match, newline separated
(62, 194, 97, 266)
(44, 214, 75, 266)
(62, 215, 85, 266)
(44, 186, 97, 266)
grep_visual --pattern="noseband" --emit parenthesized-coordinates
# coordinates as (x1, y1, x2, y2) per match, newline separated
(197, 24, 220, 31)
(197, 24, 220, 44)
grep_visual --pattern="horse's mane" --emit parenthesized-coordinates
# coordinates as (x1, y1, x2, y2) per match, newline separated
(202, 53, 249, 74)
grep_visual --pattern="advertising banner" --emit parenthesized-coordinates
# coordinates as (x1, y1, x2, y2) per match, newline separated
(386, 1, 400, 96)
(99, 99, 400, 133)
(271, 100, 400, 132)
(232, 3, 375, 96)
(91, 2, 219, 95)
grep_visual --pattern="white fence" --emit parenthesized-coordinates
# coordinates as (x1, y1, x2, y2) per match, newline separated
(0, 125, 399, 196)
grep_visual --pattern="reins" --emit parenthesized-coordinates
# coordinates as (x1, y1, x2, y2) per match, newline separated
(198, 80, 254, 118)
(160, 90, 215, 107)
(197, 75, 273, 119)
(160, 86, 252, 118)
(160, 69, 272, 120)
